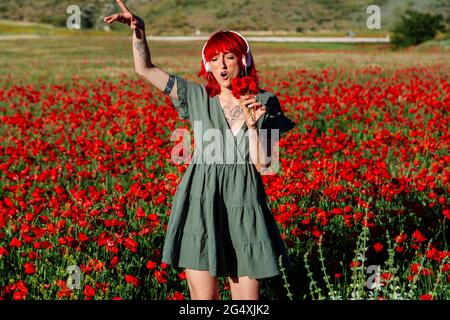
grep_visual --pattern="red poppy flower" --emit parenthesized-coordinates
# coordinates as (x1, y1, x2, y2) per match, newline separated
(394, 233, 408, 244)
(57, 288, 72, 299)
(109, 256, 119, 268)
(410, 263, 421, 274)
(146, 260, 156, 270)
(0, 247, 8, 257)
(155, 195, 167, 205)
(350, 260, 362, 269)
(83, 284, 95, 299)
(125, 274, 141, 287)
(123, 237, 138, 253)
(12, 281, 28, 300)
(178, 271, 187, 281)
(10, 237, 22, 248)
(443, 209, 450, 219)
(373, 243, 384, 253)
(419, 268, 433, 276)
(154, 270, 168, 284)
(381, 272, 392, 281)
(13, 291, 26, 300)
(230, 76, 259, 98)
(412, 229, 427, 243)
(136, 207, 145, 219)
(395, 246, 405, 253)
(426, 247, 442, 261)
(78, 232, 89, 242)
(442, 263, 450, 272)
(167, 291, 185, 300)
(23, 262, 36, 275)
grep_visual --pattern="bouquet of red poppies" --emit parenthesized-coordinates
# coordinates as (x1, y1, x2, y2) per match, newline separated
(231, 76, 259, 122)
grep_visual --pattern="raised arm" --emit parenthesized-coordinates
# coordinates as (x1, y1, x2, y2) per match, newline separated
(104, 0, 179, 100)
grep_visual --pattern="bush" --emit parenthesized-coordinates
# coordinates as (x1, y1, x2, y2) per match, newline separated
(39, 14, 67, 27)
(391, 10, 447, 49)
(80, 4, 96, 29)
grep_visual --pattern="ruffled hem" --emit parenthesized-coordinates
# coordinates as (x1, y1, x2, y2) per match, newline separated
(161, 194, 293, 280)
(162, 233, 290, 280)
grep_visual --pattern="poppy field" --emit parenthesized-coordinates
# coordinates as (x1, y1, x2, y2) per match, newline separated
(0, 36, 449, 300)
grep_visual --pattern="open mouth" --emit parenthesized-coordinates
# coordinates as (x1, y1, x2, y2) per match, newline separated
(220, 71, 229, 80)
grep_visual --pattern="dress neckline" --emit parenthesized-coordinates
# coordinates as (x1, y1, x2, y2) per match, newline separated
(215, 95, 247, 139)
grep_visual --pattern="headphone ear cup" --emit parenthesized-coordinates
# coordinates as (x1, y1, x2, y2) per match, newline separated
(205, 62, 211, 72)
(246, 53, 252, 68)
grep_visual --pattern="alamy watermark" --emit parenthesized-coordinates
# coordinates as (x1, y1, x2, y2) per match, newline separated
(366, 264, 382, 290)
(170, 123, 281, 175)
(366, 5, 381, 30)
(66, 5, 81, 30)
(66, 265, 82, 290)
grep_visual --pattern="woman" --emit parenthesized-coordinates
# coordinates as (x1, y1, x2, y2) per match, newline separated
(105, 0, 295, 300)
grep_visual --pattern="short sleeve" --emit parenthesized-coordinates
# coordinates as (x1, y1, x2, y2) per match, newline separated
(260, 93, 296, 135)
(258, 93, 296, 158)
(169, 74, 205, 120)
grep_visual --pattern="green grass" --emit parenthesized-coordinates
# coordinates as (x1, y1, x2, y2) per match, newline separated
(0, 20, 129, 36)
(0, 34, 447, 86)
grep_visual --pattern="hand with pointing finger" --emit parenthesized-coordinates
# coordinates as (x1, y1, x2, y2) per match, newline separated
(103, 0, 144, 31)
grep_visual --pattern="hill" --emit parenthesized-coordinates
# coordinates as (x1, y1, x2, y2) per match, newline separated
(0, 0, 449, 35)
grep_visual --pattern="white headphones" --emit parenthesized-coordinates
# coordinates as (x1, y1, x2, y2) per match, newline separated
(202, 30, 252, 73)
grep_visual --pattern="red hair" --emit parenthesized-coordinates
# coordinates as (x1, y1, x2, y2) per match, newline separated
(197, 30, 260, 97)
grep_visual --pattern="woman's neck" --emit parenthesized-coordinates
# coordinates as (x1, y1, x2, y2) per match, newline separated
(218, 86, 235, 101)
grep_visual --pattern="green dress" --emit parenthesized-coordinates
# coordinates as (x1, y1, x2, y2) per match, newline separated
(161, 74, 296, 280)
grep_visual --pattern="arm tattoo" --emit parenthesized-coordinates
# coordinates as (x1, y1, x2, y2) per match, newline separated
(223, 104, 244, 127)
(134, 40, 150, 65)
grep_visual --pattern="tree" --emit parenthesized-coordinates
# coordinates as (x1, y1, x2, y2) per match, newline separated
(391, 10, 447, 49)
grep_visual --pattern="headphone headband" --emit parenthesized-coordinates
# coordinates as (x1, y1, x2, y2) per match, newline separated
(202, 30, 252, 72)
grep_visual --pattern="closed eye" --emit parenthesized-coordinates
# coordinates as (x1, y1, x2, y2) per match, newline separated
(211, 54, 235, 62)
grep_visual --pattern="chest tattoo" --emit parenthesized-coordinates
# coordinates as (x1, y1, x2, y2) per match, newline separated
(222, 104, 245, 127)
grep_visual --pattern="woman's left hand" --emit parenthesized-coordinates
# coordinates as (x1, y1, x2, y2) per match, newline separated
(239, 95, 266, 129)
